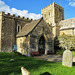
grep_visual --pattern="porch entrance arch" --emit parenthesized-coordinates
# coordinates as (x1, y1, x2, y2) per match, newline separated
(38, 35, 46, 55)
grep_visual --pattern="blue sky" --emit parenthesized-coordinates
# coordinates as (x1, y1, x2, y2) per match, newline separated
(0, 0, 75, 20)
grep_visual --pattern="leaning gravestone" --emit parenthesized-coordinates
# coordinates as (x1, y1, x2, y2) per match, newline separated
(62, 50, 73, 67)
(21, 67, 30, 75)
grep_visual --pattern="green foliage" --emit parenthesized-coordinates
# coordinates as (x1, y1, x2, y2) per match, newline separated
(56, 50, 65, 55)
(0, 52, 75, 75)
(56, 50, 75, 56)
(58, 35, 75, 50)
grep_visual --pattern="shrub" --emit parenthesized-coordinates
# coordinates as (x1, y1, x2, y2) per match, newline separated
(58, 35, 75, 50)
(56, 50, 64, 55)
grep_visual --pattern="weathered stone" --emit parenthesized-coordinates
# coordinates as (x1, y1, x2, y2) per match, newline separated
(16, 18, 54, 56)
(41, 2, 64, 37)
(62, 50, 73, 67)
(59, 18, 75, 35)
(21, 67, 30, 75)
(0, 12, 32, 52)
(0, 2, 75, 53)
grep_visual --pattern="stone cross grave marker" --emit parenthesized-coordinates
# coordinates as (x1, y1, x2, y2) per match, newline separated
(21, 67, 30, 75)
(62, 50, 73, 67)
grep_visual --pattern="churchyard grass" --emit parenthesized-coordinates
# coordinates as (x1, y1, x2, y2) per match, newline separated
(0, 52, 75, 75)
(72, 51, 75, 57)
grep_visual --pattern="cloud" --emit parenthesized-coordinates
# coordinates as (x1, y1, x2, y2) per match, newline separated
(0, 0, 41, 20)
(69, 2, 75, 6)
(0, 1, 10, 12)
(66, 0, 75, 7)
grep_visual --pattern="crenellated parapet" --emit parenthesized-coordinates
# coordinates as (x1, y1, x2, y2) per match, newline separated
(54, 3, 64, 9)
(41, 2, 64, 15)
(0, 11, 33, 21)
(41, 2, 53, 11)
(41, 1, 64, 10)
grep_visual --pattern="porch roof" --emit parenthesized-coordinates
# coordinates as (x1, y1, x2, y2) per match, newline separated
(16, 17, 43, 37)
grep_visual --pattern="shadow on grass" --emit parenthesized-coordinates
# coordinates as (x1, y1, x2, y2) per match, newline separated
(40, 72, 52, 75)
(0, 52, 56, 75)
(73, 62, 75, 66)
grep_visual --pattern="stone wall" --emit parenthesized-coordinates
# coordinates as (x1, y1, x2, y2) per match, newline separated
(16, 36, 30, 56)
(1, 12, 16, 52)
(41, 2, 64, 37)
(17, 37, 26, 54)
(41, 2, 54, 24)
(0, 12, 32, 52)
(59, 18, 75, 35)
(30, 19, 54, 54)
(60, 29, 74, 35)
(54, 3, 64, 23)
(16, 18, 54, 55)
(15, 17, 32, 34)
(0, 12, 2, 51)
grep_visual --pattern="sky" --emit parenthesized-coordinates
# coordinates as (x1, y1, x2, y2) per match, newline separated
(0, 0, 75, 20)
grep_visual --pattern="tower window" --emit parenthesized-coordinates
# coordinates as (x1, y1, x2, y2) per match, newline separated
(49, 12, 50, 17)
(59, 8, 61, 12)
(44, 14, 46, 18)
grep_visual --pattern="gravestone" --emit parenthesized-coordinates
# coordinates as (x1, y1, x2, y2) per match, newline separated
(62, 50, 73, 67)
(21, 67, 30, 75)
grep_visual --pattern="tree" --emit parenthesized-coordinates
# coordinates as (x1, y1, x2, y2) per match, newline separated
(58, 35, 75, 50)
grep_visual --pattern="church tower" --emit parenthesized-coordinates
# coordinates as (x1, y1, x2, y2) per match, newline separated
(41, 2, 64, 37)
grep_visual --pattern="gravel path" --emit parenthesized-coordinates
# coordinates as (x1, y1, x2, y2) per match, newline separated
(34, 55, 75, 62)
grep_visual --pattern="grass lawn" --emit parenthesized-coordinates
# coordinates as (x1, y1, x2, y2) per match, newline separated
(72, 51, 75, 57)
(0, 52, 75, 75)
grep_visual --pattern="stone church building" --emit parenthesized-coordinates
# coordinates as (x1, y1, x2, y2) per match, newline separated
(0, 2, 75, 56)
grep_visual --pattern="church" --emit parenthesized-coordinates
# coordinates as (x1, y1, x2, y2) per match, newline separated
(0, 2, 75, 56)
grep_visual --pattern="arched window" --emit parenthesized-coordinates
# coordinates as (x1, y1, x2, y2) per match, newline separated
(49, 12, 50, 17)
(17, 25, 22, 33)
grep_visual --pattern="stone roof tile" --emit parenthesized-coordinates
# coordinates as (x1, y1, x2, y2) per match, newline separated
(59, 17, 75, 30)
(16, 17, 43, 37)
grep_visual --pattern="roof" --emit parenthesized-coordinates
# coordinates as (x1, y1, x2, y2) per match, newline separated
(59, 17, 75, 30)
(16, 17, 43, 37)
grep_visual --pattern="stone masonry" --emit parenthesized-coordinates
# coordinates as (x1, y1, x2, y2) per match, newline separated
(16, 18, 54, 56)
(0, 2, 75, 53)
(41, 2, 64, 37)
(0, 12, 32, 52)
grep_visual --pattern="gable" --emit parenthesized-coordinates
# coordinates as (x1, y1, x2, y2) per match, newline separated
(16, 18, 42, 37)
(16, 17, 52, 37)
(30, 18, 53, 38)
